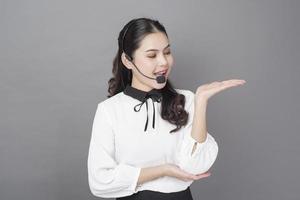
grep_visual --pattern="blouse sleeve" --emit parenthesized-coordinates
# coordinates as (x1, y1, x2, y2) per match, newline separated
(174, 90, 219, 175)
(87, 103, 141, 198)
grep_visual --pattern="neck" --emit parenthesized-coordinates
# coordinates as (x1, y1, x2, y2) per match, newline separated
(131, 77, 153, 92)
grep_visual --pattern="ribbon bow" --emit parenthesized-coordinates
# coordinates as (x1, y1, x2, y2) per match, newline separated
(133, 91, 162, 132)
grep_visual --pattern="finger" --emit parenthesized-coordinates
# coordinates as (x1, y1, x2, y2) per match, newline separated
(223, 79, 246, 82)
(195, 170, 211, 175)
(222, 79, 246, 85)
(183, 172, 201, 180)
(188, 172, 210, 180)
(195, 172, 211, 179)
(218, 80, 245, 90)
(196, 171, 211, 176)
(195, 171, 211, 177)
(221, 83, 242, 89)
(211, 81, 237, 89)
(180, 169, 211, 181)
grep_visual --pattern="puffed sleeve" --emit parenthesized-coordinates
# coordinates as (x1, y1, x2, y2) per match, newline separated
(87, 103, 141, 198)
(174, 90, 219, 175)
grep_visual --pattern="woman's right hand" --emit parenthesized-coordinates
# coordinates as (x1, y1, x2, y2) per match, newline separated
(162, 164, 211, 182)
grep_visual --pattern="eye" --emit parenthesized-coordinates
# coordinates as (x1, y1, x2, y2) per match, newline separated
(164, 48, 171, 55)
(147, 54, 156, 58)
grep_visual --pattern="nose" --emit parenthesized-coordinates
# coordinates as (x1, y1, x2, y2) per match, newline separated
(157, 54, 168, 67)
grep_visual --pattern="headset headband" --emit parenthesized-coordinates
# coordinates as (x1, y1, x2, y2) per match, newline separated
(121, 19, 137, 61)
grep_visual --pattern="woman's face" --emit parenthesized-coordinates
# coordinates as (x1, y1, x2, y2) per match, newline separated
(124, 32, 174, 91)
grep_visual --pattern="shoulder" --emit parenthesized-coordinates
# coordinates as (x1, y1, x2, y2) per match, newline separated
(96, 92, 124, 111)
(93, 92, 125, 125)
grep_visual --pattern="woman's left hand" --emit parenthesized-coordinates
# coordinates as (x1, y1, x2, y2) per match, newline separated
(195, 79, 246, 103)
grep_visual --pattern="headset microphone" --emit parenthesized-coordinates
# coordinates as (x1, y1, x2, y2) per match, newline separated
(156, 75, 166, 84)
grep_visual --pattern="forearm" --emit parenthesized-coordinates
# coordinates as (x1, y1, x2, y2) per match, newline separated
(137, 165, 166, 185)
(190, 98, 208, 153)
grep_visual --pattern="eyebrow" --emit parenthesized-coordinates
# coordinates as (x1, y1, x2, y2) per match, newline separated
(145, 44, 170, 52)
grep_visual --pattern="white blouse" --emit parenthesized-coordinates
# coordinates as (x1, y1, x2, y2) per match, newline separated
(87, 85, 219, 198)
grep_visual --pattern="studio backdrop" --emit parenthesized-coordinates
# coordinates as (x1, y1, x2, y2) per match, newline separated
(1, 0, 299, 200)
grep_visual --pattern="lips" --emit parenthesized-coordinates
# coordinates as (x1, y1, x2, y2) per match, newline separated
(154, 69, 168, 76)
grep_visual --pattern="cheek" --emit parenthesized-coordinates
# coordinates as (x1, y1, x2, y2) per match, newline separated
(135, 58, 155, 71)
(168, 56, 174, 66)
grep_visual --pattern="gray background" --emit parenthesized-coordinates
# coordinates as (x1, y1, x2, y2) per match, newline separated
(1, 0, 299, 200)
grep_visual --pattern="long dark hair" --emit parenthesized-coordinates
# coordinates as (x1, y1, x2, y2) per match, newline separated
(107, 17, 189, 133)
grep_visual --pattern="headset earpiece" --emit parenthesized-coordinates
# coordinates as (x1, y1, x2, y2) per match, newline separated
(125, 54, 132, 61)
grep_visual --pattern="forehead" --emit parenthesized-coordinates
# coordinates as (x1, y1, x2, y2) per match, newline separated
(138, 32, 169, 51)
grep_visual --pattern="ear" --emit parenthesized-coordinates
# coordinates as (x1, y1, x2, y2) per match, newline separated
(121, 52, 133, 70)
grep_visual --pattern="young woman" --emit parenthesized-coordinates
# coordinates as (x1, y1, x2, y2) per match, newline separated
(87, 17, 246, 200)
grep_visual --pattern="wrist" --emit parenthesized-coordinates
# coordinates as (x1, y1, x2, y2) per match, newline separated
(195, 98, 208, 109)
(195, 94, 208, 103)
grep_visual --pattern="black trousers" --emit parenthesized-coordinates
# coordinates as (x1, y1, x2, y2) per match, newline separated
(116, 187, 194, 200)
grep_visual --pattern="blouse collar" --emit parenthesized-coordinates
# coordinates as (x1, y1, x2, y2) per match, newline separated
(123, 84, 163, 132)
(123, 84, 162, 102)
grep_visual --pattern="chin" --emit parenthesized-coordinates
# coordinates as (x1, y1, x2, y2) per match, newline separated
(155, 81, 167, 89)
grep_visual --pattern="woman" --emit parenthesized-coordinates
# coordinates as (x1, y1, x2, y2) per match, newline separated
(87, 17, 246, 200)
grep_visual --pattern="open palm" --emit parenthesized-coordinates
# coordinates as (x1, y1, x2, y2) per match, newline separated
(165, 164, 211, 182)
(195, 79, 246, 101)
